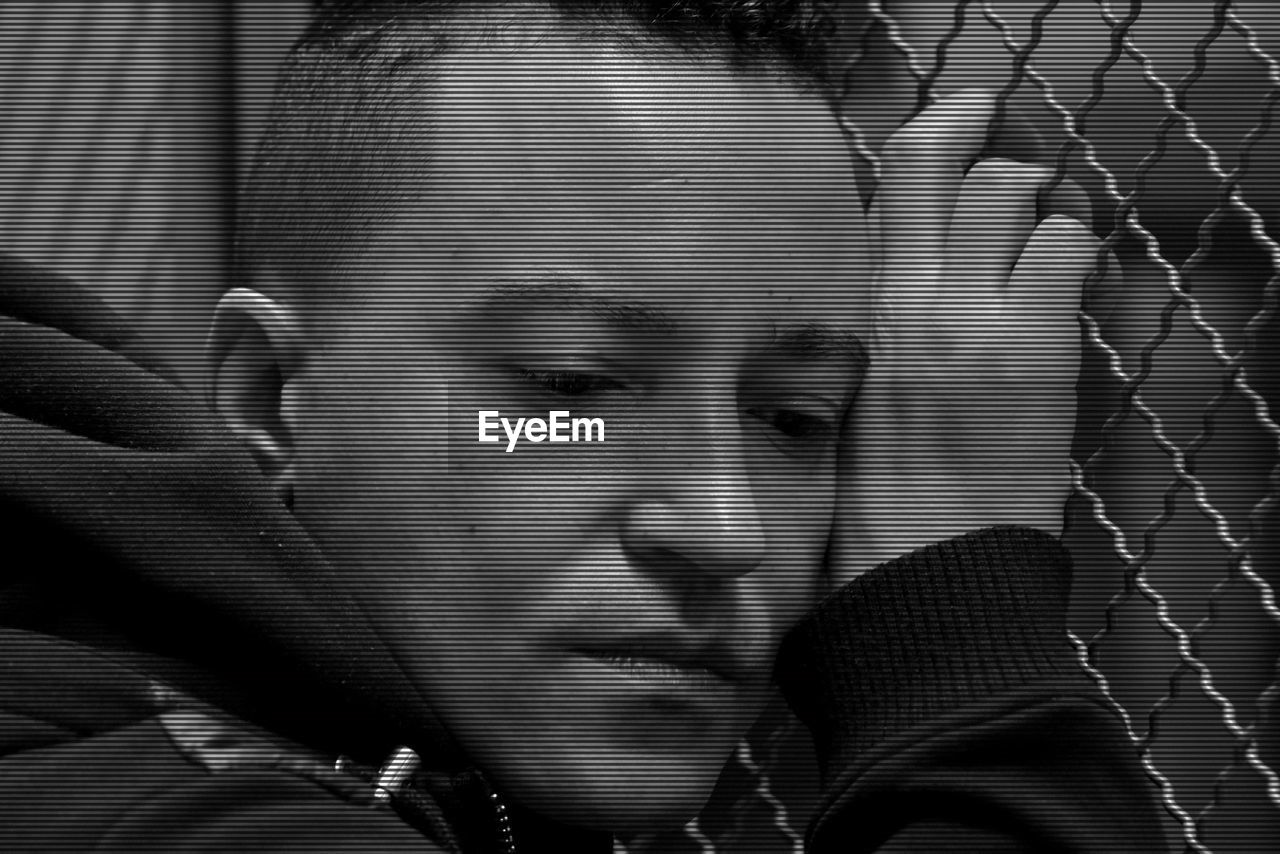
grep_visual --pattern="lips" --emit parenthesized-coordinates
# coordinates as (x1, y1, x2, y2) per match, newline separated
(574, 634, 744, 689)
(584, 651, 728, 692)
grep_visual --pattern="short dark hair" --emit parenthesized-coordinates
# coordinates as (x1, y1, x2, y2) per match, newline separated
(233, 0, 836, 306)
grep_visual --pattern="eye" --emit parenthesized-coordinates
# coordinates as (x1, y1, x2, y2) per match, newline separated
(747, 406, 837, 443)
(519, 369, 624, 397)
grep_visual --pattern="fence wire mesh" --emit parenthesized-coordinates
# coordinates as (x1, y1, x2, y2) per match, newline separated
(627, 2, 1280, 852)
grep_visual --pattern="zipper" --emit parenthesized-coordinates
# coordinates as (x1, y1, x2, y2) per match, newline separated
(488, 786, 517, 854)
(369, 745, 517, 854)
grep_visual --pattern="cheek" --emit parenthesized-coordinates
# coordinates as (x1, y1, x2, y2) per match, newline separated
(749, 534, 828, 641)
(448, 412, 629, 547)
(752, 471, 836, 624)
(286, 357, 465, 626)
(753, 451, 838, 538)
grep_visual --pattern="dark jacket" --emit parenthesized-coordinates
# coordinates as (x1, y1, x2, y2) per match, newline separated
(0, 253, 1171, 852)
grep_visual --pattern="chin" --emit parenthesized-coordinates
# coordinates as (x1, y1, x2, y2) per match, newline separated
(498, 737, 735, 835)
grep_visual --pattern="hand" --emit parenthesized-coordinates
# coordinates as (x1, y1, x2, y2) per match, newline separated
(829, 90, 1111, 586)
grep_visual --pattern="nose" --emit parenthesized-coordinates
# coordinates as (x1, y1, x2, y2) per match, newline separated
(621, 432, 768, 580)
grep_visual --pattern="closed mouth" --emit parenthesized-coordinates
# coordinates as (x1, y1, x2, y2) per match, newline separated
(575, 641, 738, 690)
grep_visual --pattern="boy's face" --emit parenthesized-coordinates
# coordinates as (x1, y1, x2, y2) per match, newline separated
(269, 42, 871, 832)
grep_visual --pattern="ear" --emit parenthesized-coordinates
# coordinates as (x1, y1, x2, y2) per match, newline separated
(206, 288, 306, 499)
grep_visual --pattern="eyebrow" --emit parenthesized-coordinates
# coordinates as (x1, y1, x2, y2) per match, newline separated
(477, 274, 869, 370)
(770, 322, 870, 374)
(480, 275, 677, 334)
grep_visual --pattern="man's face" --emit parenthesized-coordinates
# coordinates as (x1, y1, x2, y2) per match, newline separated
(282, 40, 872, 832)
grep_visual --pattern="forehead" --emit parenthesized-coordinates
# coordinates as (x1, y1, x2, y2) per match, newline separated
(366, 39, 872, 337)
